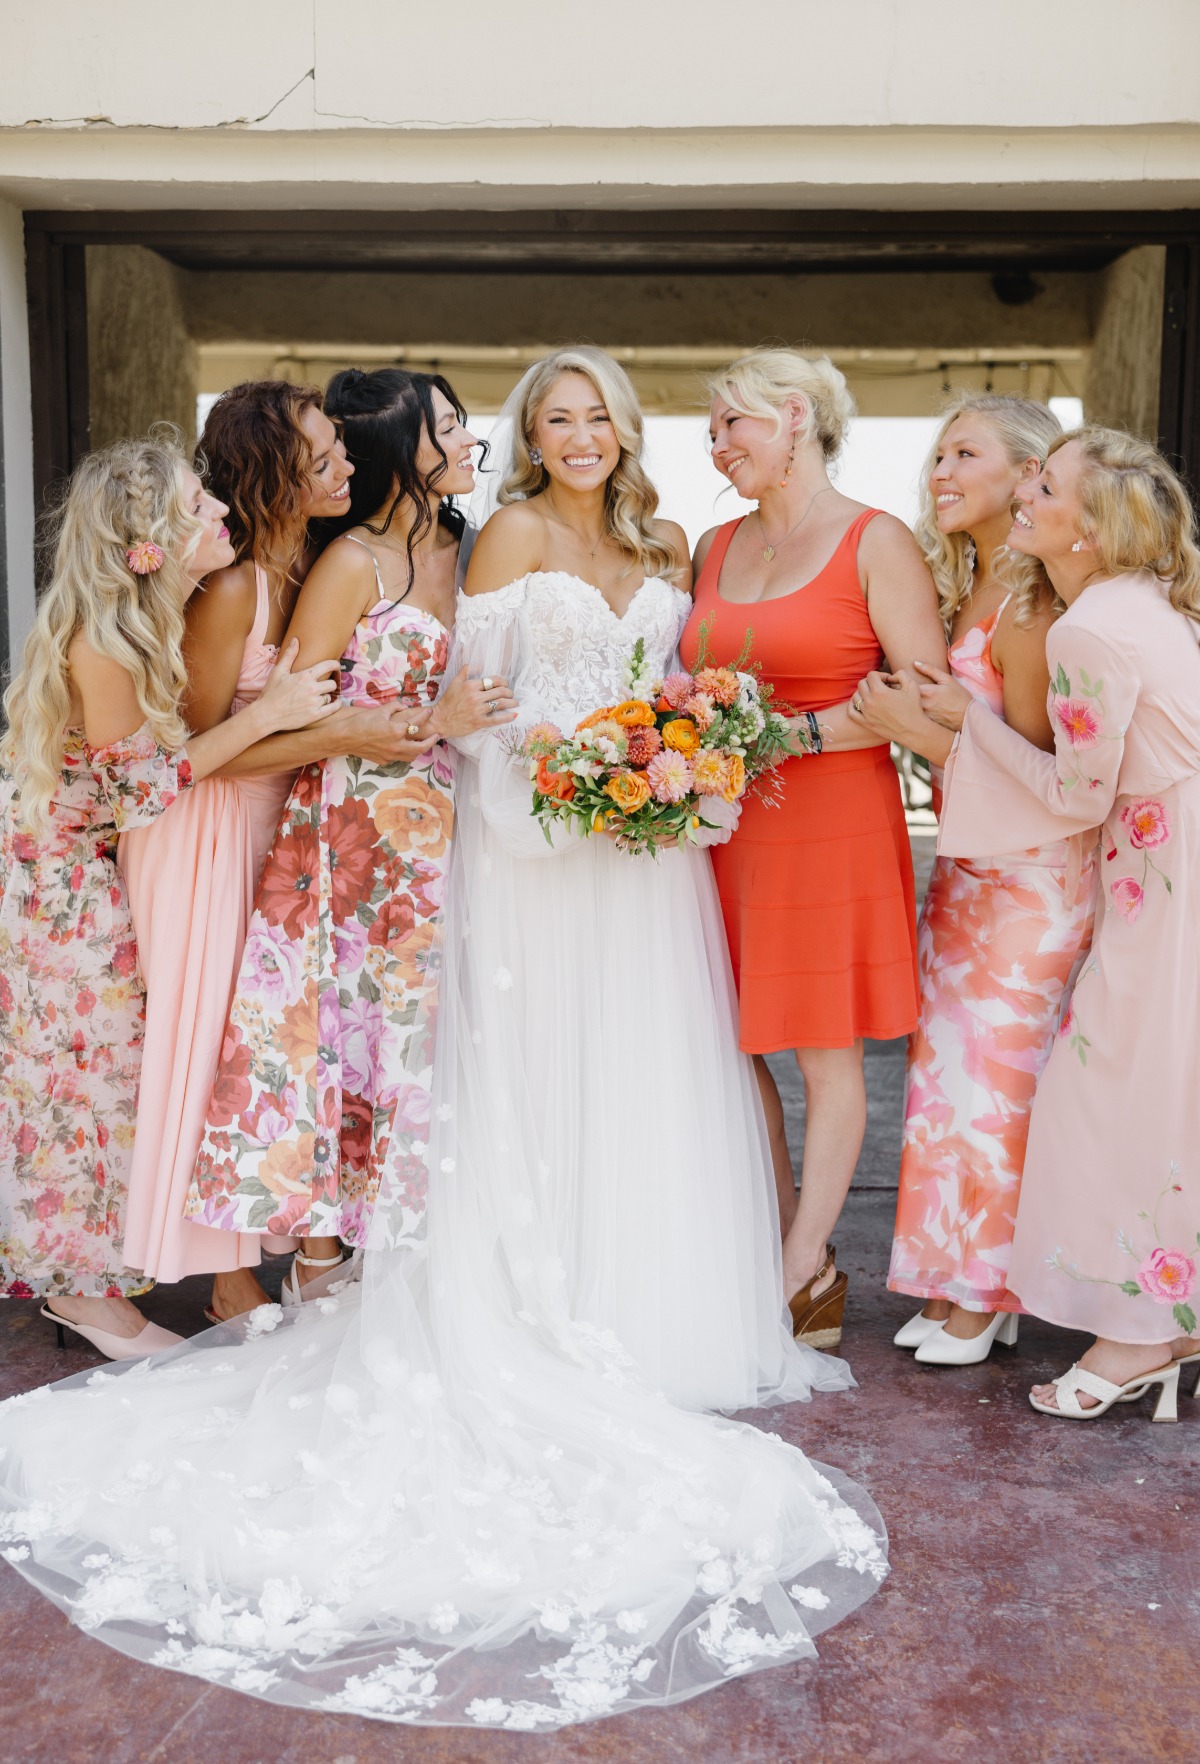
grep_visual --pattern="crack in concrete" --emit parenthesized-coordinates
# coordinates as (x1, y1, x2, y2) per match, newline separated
(20, 66, 316, 132)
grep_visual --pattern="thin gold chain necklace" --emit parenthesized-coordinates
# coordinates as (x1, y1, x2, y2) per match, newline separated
(757, 485, 832, 563)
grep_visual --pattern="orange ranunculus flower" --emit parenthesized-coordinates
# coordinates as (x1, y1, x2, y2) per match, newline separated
(661, 717, 701, 756)
(722, 752, 747, 801)
(374, 776, 454, 859)
(576, 705, 619, 732)
(611, 700, 657, 728)
(605, 770, 652, 814)
(535, 755, 576, 802)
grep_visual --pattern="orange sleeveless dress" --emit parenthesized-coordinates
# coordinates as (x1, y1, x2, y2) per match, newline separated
(679, 512, 918, 1052)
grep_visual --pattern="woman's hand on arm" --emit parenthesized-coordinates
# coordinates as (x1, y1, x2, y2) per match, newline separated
(186, 640, 339, 780)
(849, 668, 955, 766)
(427, 667, 518, 739)
(219, 702, 439, 777)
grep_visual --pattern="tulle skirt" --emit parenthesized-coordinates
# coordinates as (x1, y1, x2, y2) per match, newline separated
(0, 750, 887, 1730)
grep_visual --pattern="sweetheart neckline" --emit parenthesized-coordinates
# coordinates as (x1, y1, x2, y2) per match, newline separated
(524, 570, 687, 625)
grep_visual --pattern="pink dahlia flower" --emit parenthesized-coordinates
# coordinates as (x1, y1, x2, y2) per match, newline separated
(1054, 697, 1101, 748)
(660, 672, 695, 710)
(625, 725, 663, 767)
(686, 691, 716, 732)
(1136, 1246, 1196, 1305)
(647, 749, 693, 803)
(1111, 876, 1144, 923)
(1119, 797, 1170, 850)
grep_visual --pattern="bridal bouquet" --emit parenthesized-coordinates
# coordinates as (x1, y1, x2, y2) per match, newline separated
(517, 623, 803, 856)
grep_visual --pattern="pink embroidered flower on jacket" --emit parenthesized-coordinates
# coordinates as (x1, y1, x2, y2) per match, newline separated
(1111, 876, 1145, 923)
(1053, 698, 1101, 748)
(1119, 797, 1171, 849)
(1135, 1246, 1196, 1305)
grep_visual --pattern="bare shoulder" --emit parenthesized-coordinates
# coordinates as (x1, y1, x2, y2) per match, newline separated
(693, 524, 722, 578)
(463, 502, 545, 596)
(189, 559, 258, 622)
(67, 632, 136, 692)
(993, 597, 1056, 676)
(857, 509, 924, 561)
(309, 531, 382, 587)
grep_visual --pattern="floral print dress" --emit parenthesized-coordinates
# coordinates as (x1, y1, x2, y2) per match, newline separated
(889, 598, 1096, 1312)
(938, 572, 1200, 1344)
(187, 600, 452, 1247)
(0, 726, 192, 1299)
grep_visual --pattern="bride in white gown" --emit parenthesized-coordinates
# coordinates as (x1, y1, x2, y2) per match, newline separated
(0, 349, 887, 1730)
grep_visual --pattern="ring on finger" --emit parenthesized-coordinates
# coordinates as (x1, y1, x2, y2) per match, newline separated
(481, 676, 495, 690)
(405, 723, 420, 737)
(853, 696, 864, 714)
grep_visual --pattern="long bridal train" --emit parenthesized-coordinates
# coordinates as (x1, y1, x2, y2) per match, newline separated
(0, 572, 887, 1730)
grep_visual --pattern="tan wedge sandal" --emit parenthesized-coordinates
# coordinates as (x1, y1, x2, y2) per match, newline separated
(788, 1244, 849, 1349)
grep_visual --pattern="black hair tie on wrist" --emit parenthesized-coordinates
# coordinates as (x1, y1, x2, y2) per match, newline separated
(804, 710, 823, 755)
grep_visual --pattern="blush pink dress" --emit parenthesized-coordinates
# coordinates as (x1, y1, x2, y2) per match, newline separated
(118, 565, 296, 1281)
(938, 572, 1200, 1344)
(888, 596, 1096, 1314)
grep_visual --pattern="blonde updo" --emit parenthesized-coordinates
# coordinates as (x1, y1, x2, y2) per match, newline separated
(1, 433, 200, 831)
(706, 348, 857, 465)
(1058, 426, 1200, 624)
(915, 393, 1063, 634)
(499, 345, 681, 582)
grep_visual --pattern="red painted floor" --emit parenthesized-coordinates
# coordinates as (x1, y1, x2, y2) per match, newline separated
(3, 1177, 1195, 1764)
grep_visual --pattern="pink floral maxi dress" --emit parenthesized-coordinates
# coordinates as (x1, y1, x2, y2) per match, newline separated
(889, 599, 1096, 1313)
(187, 600, 452, 1245)
(0, 727, 192, 1299)
(939, 572, 1200, 1344)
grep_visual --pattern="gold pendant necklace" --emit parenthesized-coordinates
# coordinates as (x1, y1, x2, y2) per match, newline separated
(758, 486, 831, 563)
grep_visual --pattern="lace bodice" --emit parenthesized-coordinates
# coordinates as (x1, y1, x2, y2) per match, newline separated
(454, 573, 690, 727)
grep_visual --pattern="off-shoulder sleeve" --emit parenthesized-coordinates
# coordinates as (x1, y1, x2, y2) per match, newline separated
(445, 582, 577, 860)
(939, 620, 1136, 858)
(87, 723, 193, 833)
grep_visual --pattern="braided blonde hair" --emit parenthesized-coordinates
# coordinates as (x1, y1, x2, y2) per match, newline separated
(1060, 426, 1200, 623)
(914, 394, 1062, 634)
(2, 434, 201, 830)
(500, 347, 681, 582)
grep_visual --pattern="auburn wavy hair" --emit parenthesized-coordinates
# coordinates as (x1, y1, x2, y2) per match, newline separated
(500, 347, 682, 583)
(1, 434, 199, 831)
(197, 380, 323, 584)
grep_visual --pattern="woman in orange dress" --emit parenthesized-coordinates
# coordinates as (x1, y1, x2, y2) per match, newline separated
(681, 349, 945, 1344)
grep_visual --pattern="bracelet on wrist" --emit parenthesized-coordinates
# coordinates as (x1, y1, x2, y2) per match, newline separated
(803, 710, 823, 755)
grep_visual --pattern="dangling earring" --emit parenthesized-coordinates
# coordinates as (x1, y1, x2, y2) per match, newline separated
(1070, 540, 1084, 552)
(780, 435, 796, 490)
(529, 446, 543, 467)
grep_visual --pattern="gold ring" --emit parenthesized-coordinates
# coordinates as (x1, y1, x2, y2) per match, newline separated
(405, 723, 420, 737)
(853, 697, 863, 714)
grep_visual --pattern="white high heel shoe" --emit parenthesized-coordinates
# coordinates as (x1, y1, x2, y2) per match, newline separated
(281, 1249, 346, 1308)
(914, 1310, 1019, 1366)
(893, 1310, 946, 1349)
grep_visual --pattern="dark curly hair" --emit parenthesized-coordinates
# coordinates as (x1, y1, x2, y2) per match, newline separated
(321, 367, 473, 596)
(197, 379, 324, 584)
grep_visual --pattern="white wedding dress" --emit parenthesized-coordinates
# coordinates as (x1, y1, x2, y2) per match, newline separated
(0, 572, 887, 1731)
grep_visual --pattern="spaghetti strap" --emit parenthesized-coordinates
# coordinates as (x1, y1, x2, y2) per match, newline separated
(341, 532, 387, 600)
(249, 563, 272, 647)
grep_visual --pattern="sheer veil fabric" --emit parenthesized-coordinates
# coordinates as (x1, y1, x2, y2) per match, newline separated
(0, 427, 887, 1729)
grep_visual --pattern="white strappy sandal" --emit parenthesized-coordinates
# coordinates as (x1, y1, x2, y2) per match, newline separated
(1029, 1360, 1181, 1423)
(281, 1248, 347, 1307)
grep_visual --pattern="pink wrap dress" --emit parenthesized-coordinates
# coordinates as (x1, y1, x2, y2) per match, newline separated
(938, 571, 1200, 1344)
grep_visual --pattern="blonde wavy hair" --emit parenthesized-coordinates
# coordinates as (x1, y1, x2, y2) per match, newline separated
(706, 348, 857, 466)
(499, 347, 681, 581)
(1057, 426, 1200, 623)
(914, 394, 1062, 634)
(2, 435, 201, 831)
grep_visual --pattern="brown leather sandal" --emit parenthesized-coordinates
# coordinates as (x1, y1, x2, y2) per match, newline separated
(788, 1244, 849, 1349)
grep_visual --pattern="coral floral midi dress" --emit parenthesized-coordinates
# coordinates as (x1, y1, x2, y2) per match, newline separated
(680, 511, 918, 1051)
(0, 726, 191, 1299)
(188, 592, 453, 1248)
(938, 572, 1200, 1344)
(888, 595, 1096, 1314)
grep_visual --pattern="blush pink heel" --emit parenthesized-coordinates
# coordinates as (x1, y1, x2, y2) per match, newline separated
(41, 1304, 183, 1362)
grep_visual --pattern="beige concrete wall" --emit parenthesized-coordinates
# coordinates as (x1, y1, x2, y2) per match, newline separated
(1083, 248, 1166, 441)
(0, 196, 34, 665)
(86, 246, 198, 453)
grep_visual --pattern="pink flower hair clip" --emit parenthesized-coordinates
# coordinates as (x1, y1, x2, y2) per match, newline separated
(126, 541, 165, 575)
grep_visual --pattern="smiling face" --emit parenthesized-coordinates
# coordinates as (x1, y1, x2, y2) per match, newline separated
(415, 385, 478, 499)
(930, 414, 1035, 535)
(298, 404, 354, 518)
(708, 396, 796, 502)
(181, 467, 234, 588)
(532, 372, 622, 494)
(1010, 439, 1088, 564)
